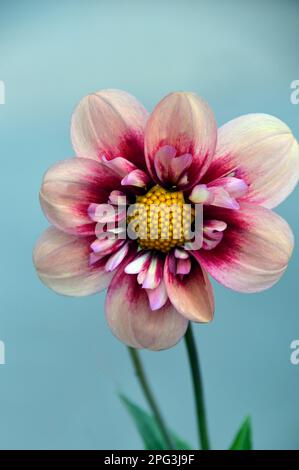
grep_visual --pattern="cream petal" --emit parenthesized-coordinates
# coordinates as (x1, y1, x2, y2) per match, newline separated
(33, 227, 114, 296)
(39, 158, 121, 236)
(194, 203, 294, 292)
(205, 114, 299, 209)
(71, 89, 148, 168)
(145, 92, 217, 189)
(189, 184, 212, 204)
(105, 267, 188, 350)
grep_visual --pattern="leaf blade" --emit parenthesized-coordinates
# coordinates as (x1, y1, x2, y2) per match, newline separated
(119, 394, 191, 450)
(229, 416, 253, 450)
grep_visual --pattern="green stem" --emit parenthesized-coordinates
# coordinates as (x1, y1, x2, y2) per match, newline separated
(184, 324, 210, 450)
(128, 347, 174, 450)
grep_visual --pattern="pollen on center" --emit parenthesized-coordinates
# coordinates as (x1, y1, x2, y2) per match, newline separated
(127, 185, 193, 253)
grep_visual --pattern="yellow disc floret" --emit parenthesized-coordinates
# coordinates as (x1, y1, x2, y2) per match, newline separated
(127, 185, 193, 253)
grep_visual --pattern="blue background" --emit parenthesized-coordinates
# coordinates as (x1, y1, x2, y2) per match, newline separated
(0, 0, 298, 450)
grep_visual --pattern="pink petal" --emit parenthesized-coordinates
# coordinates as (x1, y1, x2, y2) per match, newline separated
(176, 258, 192, 275)
(90, 238, 124, 255)
(88, 203, 126, 224)
(174, 248, 189, 259)
(105, 267, 188, 350)
(208, 187, 240, 210)
(205, 114, 299, 209)
(124, 251, 151, 274)
(202, 219, 227, 250)
(170, 153, 193, 182)
(154, 145, 177, 183)
(194, 203, 294, 293)
(202, 238, 223, 251)
(146, 280, 168, 311)
(208, 177, 248, 199)
(33, 227, 114, 296)
(89, 251, 107, 265)
(202, 232, 225, 251)
(108, 190, 127, 205)
(137, 268, 148, 285)
(189, 184, 239, 210)
(153, 145, 192, 185)
(71, 89, 148, 168)
(102, 156, 137, 178)
(164, 254, 214, 322)
(105, 242, 130, 272)
(121, 169, 151, 188)
(204, 220, 227, 232)
(142, 256, 163, 289)
(39, 158, 121, 236)
(145, 92, 217, 189)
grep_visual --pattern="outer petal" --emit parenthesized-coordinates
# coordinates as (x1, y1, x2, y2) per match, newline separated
(33, 227, 114, 296)
(164, 255, 214, 322)
(105, 266, 188, 350)
(40, 158, 121, 235)
(204, 114, 299, 209)
(194, 203, 294, 293)
(145, 92, 217, 189)
(71, 89, 148, 168)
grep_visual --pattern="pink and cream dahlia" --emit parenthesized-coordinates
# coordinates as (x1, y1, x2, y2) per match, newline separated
(33, 90, 299, 350)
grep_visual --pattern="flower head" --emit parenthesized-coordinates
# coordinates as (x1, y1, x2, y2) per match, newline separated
(33, 90, 299, 350)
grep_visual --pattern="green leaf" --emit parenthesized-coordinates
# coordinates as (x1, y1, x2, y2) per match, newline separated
(229, 416, 253, 450)
(119, 394, 191, 450)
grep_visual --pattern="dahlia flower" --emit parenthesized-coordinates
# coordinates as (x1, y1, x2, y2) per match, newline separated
(33, 90, 299, 350)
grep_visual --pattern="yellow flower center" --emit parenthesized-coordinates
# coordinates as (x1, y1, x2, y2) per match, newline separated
(128, 185, 192, 253)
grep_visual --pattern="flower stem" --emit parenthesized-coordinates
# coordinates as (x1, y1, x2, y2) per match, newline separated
(184, 324, 210, 450)
(128, 347, 174, 450)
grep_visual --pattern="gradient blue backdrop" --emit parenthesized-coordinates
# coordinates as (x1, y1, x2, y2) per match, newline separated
(0, 0, 298, 450)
